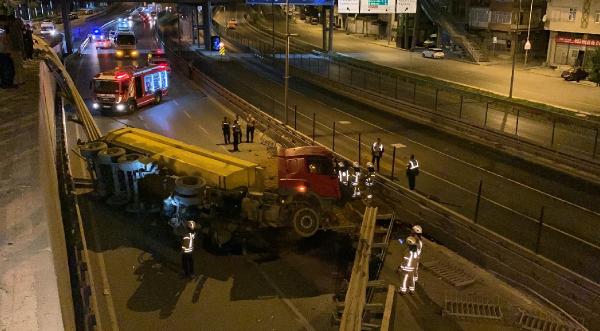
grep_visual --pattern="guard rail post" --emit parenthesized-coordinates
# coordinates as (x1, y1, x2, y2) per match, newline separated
(412, 82, 417, 104)
(515, 108, 520, 135)
(535, 206, 545, 254)
(312, 112, 316, 144)
(394, 76, 398, 99)
(484, 101, 489, 127)
(474, 180, 483, 223)
(391, 146, 396, 180)
(332, 121, 336, 151)
(550, 120, 556, 147)
(434, 88, 439, 111)
(459, 95, 464, 118)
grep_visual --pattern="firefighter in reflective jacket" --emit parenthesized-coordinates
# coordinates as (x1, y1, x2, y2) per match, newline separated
(365, 161, 376, 200)
(181, 221, 196, 278)
(406, 154, 419, 190)
(338, 161, 349, 186)
(397, 236, 418, 294)
(411, 225, 423, 281)
(351, 161, 361, 198)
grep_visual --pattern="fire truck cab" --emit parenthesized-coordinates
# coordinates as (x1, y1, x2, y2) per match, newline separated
(91, 65, 169, 114)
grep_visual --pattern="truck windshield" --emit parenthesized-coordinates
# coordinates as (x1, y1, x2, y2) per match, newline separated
(116, 34, 136, 45)
(306, 156, 334, 175)
(94, 80, 119, 94)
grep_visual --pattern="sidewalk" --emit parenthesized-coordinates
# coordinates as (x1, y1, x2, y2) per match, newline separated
(230, 10, 600, 117)
(0, 60, 75, 330)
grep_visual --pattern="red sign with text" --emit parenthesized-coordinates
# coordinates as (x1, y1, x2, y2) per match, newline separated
(556, 36, 600, 46)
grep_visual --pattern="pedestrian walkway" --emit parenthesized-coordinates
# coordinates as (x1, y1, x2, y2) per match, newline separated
(230, 10, 600, 116)
(0, 60, 75, 330)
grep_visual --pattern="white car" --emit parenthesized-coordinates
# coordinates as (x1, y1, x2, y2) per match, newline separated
(422, 48, 445, 59)
(39, 22, 57, 36)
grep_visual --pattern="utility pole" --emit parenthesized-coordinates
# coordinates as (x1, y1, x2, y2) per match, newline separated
(509, 0, 522, 98)
(60, 0, 73, 54)
(524, 0, 533, 66)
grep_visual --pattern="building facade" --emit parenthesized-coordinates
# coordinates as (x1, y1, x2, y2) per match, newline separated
(545, 0, 600, 66)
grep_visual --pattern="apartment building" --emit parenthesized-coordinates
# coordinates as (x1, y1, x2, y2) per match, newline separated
(544, 0, 600, 66)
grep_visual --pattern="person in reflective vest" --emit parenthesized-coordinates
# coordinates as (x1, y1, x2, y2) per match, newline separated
(351, 161, 361, 198)
(181, 220, 196, 278)
(406, 154, 419, 190)
(397, 235, 418, 294)
(337, 161, 349, 186)
(411, 225, 423, 282)
(371, 138, 384, 172)
(365, 161, 375, 200)
(232, 120, 241, 152)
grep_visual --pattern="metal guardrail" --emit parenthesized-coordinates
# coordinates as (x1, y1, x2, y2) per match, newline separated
(34, 35, 101, 141)
(160, 29, 600, 328)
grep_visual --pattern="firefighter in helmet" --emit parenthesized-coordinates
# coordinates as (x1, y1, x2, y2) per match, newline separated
(351, 161, 361, 198)
(397, 235, 418, 295)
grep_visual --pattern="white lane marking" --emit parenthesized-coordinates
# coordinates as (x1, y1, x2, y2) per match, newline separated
(174, 100, 180, 106)
(391, 143, 406, 148)
(253, 264, 316, 331)
(183, 110, 192, 119)
(338, 120, 351, 125)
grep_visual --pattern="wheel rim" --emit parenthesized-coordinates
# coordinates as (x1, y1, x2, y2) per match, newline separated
(293, 207, 319, 238)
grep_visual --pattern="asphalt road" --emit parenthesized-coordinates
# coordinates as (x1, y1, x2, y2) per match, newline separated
(176, 26, 600, 281)
(65, 19, 342, 331)
(225, 7, 600, 116)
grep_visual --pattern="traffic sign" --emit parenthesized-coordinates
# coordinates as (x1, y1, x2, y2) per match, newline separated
(396, 0, 417, 13)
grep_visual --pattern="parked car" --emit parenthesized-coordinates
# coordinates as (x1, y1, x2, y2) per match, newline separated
(69, 12, 79, 20)
(39, 21, 57, 36)
(310, 17, 319, 25)
(227, 18, 238, 29)
(562, 68, 588, 82)
(52, 16, 62, 24)
(83, 9, 94, 15)
(422, 39, 436, 48)
(422, 48, 445, 59)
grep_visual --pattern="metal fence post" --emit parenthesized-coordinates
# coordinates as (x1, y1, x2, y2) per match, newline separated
(391, 146, 397, 180)
(412, 82, 417, 104)
(473, 180, 483, 223)
(358, 133, 361, 164)
(332, 121, 336, 151)
(312, 112, 316, 144)
(535, 206, 545, 254)
(593, 128, 599, 159)
(515, 108, 520, 135)
(434, 88, 439, 111)
(550, 119, 556, 147)
(484, 102, 489, 127)
(294, 105, 297, 130)
(459, 95, 464, 118)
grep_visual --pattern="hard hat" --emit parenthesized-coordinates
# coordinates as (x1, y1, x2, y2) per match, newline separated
(338, 161, 345, 168)
(353, 161, 359, 168)
(412, 225, 422, 234)
(187, 220, 196, 230)
(406, 236, 417, 246)
(366, 162, 373, 168)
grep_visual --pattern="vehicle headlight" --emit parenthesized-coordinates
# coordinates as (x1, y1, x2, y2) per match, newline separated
(50, 30, 56, 36)
(92, 35, 96, 40)
(92, 102, 100, 109)
(116, 50, 123, 56)
(116, 104, 126, 111)
(131, 50, 138, 55)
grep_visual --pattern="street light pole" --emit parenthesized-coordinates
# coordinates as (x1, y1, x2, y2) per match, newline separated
(509, 0, 522, 98)
(524, 0, 533, 66)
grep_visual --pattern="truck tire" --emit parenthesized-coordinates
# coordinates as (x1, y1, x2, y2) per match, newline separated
(127, 99, 137, 113)
(292, 207, 320, 238)
(174, 176, 206, 196)
(154, 91, 162, 104)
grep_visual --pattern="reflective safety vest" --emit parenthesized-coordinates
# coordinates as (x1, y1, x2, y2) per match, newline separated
(372, 142, 384, 155)
(352, 168, 361, 186)
(182, 232, 195, 254)
(400, 249, 417, 272)
(365, 171, 375, 187)
(409, 159, 419, 170)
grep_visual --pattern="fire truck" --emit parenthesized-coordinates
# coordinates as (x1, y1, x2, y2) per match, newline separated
(91, 64, 169, 114)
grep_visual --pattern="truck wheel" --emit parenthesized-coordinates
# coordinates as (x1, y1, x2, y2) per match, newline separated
(127, 99, 137, 113)
(292, 207, 320, 238)
(154, 92, 162, 104)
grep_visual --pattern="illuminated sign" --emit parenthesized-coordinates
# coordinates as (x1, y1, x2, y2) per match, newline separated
(246, 0, 334, 5)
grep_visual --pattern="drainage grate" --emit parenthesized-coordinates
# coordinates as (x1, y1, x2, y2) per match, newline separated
(442, 293, 503, 320)
(516, 309, 587, 331)
(421, 259, 476, 288)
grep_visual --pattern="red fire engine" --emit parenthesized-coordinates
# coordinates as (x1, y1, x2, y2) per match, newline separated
(91, 64, 169, 114)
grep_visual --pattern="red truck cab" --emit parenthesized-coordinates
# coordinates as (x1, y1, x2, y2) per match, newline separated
(277, 146, 341, 200)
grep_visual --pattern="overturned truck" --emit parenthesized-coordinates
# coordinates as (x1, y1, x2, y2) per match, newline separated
(79, 128, 356, 245)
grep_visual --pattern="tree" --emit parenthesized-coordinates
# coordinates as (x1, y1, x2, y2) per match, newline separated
(587, 47, 600, 86)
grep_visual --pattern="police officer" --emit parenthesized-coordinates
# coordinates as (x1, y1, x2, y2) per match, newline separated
(246, 115, 256, 143)
(351, 161, 361, 198)
(406, 154, 419, 190)
(221, 117, 231, 144)
(371, 138, 384, 172)
(411, 225, 423, 282)
(365, 162, 376, 201)
(181, 220, 196, 278)
(232, 120, 241, 151)
(397, 235, 418, 295)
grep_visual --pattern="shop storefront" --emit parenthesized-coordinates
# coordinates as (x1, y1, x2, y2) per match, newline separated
(548, 32, 600, 66)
